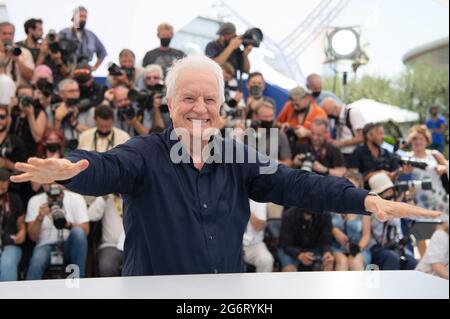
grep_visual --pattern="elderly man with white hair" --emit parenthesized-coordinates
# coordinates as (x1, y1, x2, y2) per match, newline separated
(11, 55, 439, 276)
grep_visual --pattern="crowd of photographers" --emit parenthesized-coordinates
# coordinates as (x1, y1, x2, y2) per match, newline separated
(0, 6, 448, 281)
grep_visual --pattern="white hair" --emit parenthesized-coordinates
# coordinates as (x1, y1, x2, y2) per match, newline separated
(58, 78, 78, 92)
(144, 64, 164, 79)
(165, 55, 225, 105)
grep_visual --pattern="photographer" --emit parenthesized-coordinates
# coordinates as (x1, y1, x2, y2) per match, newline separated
(332, 171, 372, 270)
(107, 49, 144, 89)
(0, 105, 28, 191)
(73, 62, 105, 111)
(9, 84, 47, 157)
(142, 23, 185, 75)
(292, 118, 346, 177)
(53, 79, 94, 150)
(103, 85, 164, 136)
(426, 105, 447, 153)
(0, 22, 34, 85)
(348, 123, 405, 184)
(205, 22, 252, 77)
(0, 168, 26, 281)
(25, 183, 89, 280)
(0, 57, 16, 107)
(277, 86, 328, 146)
(321, 97, 365, 164)
(306, 74, 340, 106)
(235, 99, 291, 166)
(88, 193, 124, 277)
(16, 18, 43, 63)
(244, 72, 267, 119)
(78, 105, 130, 152)
(416, 223, 449, 280)
(367, 172, 418, 270)
(35, 30, 72, 84)
(59, 6, 107, 71)
(243, 200, 274, 273)
(31, 65, 58, 125)
(279, 208, 334, 272)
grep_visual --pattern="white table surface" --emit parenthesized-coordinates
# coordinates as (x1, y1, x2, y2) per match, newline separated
(0, 271, 447, 299)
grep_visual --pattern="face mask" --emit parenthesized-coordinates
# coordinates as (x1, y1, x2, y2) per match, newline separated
(160, 38, 171, 48)
(311, 91, 321, 98)
(76, 20, 86, 30)
(259, 120, 273, 129)
(249, 85, 263, 98)
(97, 130, 111, 138)
(66, 98, 79, 107)
(45, 143, 60, 153)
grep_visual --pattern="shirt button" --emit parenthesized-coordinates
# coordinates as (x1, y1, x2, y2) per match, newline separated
(213, 269, 219, 274)
(203, 203, 208, 209)
(208, 235, 214, 240)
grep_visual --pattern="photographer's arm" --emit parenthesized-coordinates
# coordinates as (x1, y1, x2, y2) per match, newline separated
(27, 204, 49, 242)
(0, 157, 16, 171)
(334, 129, 363, 148)
(66, 221, 89, 235)
(431, 263, 449, 280)
(151, 106, 165, 131)
(14, 55, 33, 81)
(129, 118, 150, 135)
(358, 215, 371, 249)
(26, 108, 47, 143)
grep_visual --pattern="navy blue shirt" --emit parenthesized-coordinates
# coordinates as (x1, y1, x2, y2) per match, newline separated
(62, 126, 368, 276)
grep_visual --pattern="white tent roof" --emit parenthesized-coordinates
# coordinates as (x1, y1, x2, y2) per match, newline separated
(348, 98, 419, 123)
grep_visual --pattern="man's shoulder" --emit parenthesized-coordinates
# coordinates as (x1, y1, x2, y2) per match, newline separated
(169, 48, 185, 57)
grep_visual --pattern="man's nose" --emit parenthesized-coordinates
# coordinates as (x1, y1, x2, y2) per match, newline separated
(192, 97, 208, 114)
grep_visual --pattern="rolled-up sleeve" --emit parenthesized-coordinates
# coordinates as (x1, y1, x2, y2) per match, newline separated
(244, 147, 369, 215)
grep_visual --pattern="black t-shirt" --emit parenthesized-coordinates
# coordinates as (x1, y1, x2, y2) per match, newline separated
(16, 40, 40, 63)
(142, 48, 185, 75)
(9, 107, 44, 158)
(293, 141, 345, 174)
(205, 40, 241, 75)
(0, 193, 24, 247)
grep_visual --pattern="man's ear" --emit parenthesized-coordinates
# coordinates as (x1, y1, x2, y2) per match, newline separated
(167, 97, 173, 118)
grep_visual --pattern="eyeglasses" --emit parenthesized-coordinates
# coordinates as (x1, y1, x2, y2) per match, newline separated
(145, 76, 161, 80)
(0, 115, 7, 120)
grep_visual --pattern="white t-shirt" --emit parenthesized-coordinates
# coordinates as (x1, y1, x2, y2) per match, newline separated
(25, 191, 89, 247)
(337, 105, 365, 154)
(243, 200, 267, 246)
(88, 195, 124, 249)
(0, 74, 16, 105)
(416, 229, 449, 277)
(1, 47, 35, 86)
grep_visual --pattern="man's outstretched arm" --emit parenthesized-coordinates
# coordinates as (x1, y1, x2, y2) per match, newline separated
(11, 138, 146, 196)
(245, 154, 441, 222)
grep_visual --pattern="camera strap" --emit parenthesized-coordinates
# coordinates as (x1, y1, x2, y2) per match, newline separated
(93, 130, 115, 152)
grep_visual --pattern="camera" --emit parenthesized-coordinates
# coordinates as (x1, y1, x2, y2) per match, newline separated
(391, 155, 428, 170)
(128, 84, 164, 111)
(36, 78, 54, 98)
(108, 62, 123, 76)
(348, 239, 361, 257)
(395, 179, 433, 193)
(46, 29, 57, 43)
(311, 254, 323, 271)
(0, 142, 13, 158)
(117, 106, 136, 121)
(19, 95, 34, 108)
(4, 43, 22, 56)
(47, 33, 78, 57)
(224, 88, 238, 108)
(241, 28, 264, 48)
(47, 184, 66, 230)
(298, 152, 316, 172)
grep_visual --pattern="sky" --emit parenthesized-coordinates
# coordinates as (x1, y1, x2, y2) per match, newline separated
(2, 0, 448, 80)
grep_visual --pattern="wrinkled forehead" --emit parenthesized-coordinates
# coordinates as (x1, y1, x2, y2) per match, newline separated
(175, 68, 220, 97)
